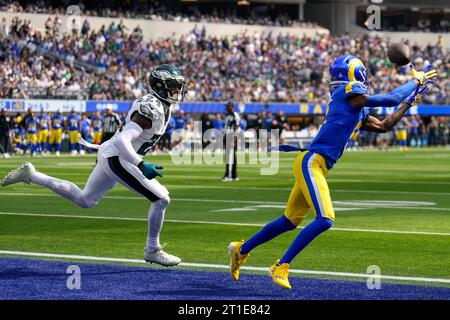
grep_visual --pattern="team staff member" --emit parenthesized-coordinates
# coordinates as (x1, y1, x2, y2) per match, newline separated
(48, 110, 65, 156)
(102, 105, 122, 142)
(222, 101, 240, 182)
(80, 113, 91, 155)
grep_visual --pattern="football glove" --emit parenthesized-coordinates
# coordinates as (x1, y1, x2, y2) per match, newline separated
(405, 83, 431, 105)
(410, 64, 438, 85)
(138, 161, 164, 179)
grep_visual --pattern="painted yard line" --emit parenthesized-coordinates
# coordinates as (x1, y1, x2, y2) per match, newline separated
(0, 192, 282, 204)
(0, 250, 449, 285)
(3, 182, 450, 197)
(1, 211, 450, 236)
(2, 192, 450, 210)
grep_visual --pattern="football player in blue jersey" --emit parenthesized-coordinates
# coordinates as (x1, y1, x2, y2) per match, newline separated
(228, 56, 437, 289)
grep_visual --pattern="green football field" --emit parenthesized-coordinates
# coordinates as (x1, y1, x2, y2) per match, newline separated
(0, 149, 450, 287)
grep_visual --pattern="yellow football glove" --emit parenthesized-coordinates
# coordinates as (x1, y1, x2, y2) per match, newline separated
(410, 64, 438, 85)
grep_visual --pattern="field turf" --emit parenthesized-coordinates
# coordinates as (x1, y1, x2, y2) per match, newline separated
(0, 149, 450, 298)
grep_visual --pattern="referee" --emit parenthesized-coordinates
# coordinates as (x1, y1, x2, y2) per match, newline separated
(102, 105, 122, 142)
(222, 101, 240, 182)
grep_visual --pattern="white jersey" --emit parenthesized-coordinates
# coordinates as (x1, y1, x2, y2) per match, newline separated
(100, 93, 171, 158)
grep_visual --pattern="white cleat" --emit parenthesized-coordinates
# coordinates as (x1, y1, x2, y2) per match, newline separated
(144, 245, 181, 267)
(56, 151, 60, 157)
(221, 177, 233, 182)
(1, 162, 36, 187)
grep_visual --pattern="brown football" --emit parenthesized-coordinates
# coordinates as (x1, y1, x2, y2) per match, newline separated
(387, 42, 411, 66)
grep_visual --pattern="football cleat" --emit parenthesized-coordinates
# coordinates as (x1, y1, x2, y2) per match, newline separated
(144, 245, 181, 267)
(1, 162, 36, 187)
(269, 260, 291, 289)
(228, 240, 249, 281)
(221, 177, 233, 182)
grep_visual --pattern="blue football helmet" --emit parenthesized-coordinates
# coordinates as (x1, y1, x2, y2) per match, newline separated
(329, 55, 368, 90)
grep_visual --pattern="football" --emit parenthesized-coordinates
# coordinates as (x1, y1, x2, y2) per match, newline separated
(387, 42, 412, 66)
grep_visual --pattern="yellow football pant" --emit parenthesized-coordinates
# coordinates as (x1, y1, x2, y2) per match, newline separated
(92, 131, 102, 144)
(37, 130, 48, 143)
(27, 133, 37, 144)
(284, 151, 335, 226)
(49, 129, 62, 144)
(396, 130, 407, 141)
(69, 131, 79, 144)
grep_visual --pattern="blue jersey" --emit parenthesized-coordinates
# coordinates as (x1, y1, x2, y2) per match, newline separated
(37, 114, 49, 130)
(213, 119, 224, 130)
(67, 114, 80, 131)
(175, 116, 187, 129)
(308, 81, 368, 169)
(165, 117, 176, 135)
(51, 114, 65, 129)
(81, 119, 91, 134)
(92, 116, 103, 131)
(25, 117, 38, 134)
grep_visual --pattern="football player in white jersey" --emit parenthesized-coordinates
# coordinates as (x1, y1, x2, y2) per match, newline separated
(1, 64, 187, 267)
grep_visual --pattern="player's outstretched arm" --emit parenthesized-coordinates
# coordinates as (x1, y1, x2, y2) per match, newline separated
(350, 65, 437, 109)
(349, 80, 418, 109)
(361, 84, 431, 133)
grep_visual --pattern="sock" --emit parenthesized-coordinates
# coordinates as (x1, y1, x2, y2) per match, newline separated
(146, 196, 170, 251)
(279, 217, 333, 265)
(56, 143, 61, 151)
(240, 215, 296, 255)
(31, 171, 89, 208)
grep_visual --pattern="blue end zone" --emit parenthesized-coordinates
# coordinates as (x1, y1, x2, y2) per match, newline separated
(1, 257, 449, 300)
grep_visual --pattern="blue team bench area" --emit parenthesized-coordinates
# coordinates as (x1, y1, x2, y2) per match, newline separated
(2, 99, 450, 116)
(0, 257, 449, 300)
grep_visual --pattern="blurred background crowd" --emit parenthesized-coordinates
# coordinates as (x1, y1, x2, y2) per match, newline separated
(0, 0, 318, 27)
(0, 15, 448, 104)
(0, 0, 449, 157)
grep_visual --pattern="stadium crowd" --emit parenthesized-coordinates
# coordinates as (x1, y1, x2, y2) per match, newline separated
(0, 15, 448, 104)
(0, 0, 314, 28)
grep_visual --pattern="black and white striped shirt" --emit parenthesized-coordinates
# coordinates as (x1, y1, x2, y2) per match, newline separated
(224, 112, 240, 135)
(103, 113, 122, 134)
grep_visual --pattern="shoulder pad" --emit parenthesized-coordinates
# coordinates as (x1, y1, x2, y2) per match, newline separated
(135, 94, 163, 120)
(345, 81, 368, 96)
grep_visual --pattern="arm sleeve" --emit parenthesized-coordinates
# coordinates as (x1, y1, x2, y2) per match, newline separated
(112, 121, 143, 166)
(366, 80, 416, 108)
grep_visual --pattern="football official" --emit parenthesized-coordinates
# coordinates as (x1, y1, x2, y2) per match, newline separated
(222, 101, 240, 182)
(102, 105, 122, 142)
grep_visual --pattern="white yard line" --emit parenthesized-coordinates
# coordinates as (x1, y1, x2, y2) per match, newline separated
(1, 211, 449, 236)
(0, 250, 449, 285)
(2, 191, 450, 211)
